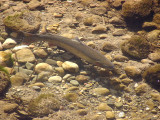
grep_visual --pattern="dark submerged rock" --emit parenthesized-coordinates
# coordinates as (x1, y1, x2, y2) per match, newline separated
(121, 35, 151, 59)
(142, 64, 160, 91)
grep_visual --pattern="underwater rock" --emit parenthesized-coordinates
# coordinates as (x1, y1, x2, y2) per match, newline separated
(153, 13, 160, 24)
(135, 83, 148, 95)
(142, 22, 159, 31)
(35, 63, 53, 74)
(122, 0, 152, 19)
(3, 10, 41, 32)
(0, 51, 13, 67)
(112, 0, 125, 8)
(62, 61, 79, 73)
(83, 17, 93, 26)
(28, 94, 60, 117)
(91, 6, 107, 15)
(124, 66, 141, 78)
(92, 25, 107, 34)
(15, 48, 35, 63)
(142, 64, 160, 90)
(97, 103, 113, 111)
(106, 111, 115, 119)
(64, 92, 78, 102)
(148, 51, 160, 62)
(121, 35, 151, 59)
(0, 71, 10, 95)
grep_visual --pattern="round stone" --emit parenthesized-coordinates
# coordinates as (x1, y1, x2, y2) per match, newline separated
(35, 63, 53, 74)
(48, 76, 62, 83)
(62, 61, 79, 73)
(70, 80, 79, 86)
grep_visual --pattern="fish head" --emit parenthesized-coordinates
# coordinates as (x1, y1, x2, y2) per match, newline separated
(95, 60, 114, 70)
(21, 33, 38, 45)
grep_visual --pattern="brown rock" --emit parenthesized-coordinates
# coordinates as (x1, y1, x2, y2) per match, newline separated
(53, 13, 63, 18)
(12, 2, 27, 11)
(16, 49, 35, 63)
(55, 67, 65, 77)
(146, 100, 155, 110)
(91, 6, 107, 15)
(27, 0, 44, 10)
(153, 13, 160, 24)
(3, 103, 18, 113)
(86, 41, 97, 49)
(135, 83, 148, 95)
(112, 0, 125, 8)
(121, 78, 133, 85)
(150, 93, 160, 102)
(109, 16, 125, 27)
(93, 88, 110, 96)
(113, 29, 126, 36)
(147, 30, 160, 42)
(10, 74, 25, 86)
(92, 25, 107, 34)
(77, 109, 88, 116)
(99, 34, 108, 39)
(35, 63, 53, 74)
(142, 22, 159, 30)
(0, 72, 10, 95)
(76, 75, 89, 83)
(102, 42, 117, 51)
(64, 93, 78, 102)
(148, 51, 160, 62)
(97, 103, 112, 111)
(122, 0, 152, 18)
(62, 61, 79, 73)
(83, 17, 93, 26)
(124, 66, 141, 78)
(114, 55, 129, 62)
(33, 48, 48, 58)
(106, 111, 115, 119)
(3, 11, 41, 33)
(0, 51, 13, 67)
(28, 94, 60, 117)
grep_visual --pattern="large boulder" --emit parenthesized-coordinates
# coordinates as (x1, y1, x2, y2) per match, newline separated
(122, 0, 153, 19)
(121, 35, 151, 59)
(3, 10, 41, 32)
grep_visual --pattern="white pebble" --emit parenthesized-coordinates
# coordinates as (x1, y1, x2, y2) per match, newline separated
(62, 61, 79, 73)
(48, 76, 62, 83)
(63, 74, 72, 80)
(2, 38, 17, 49)
(118, 112, 125, 118)
(13, 45, 29, 52)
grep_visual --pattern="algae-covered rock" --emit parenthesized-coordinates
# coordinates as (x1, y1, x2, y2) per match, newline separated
(124, 66, 141, 78)
(142, 64, 160, 90)
(3, 10, 41, 32)
(146, 30, 160, 47)
(153, 13, 160, 24)
(28, 93, 60, 117)
(135, 83, 148, 95)
(121, 35, 151, 59)
(147, 30, 160, 42)
(142, 22, 159, 31)
(0, 51, 14, 67)
(122, 0, 152, 19)
(0, 71, 10, 96)
(64, 92, 78, 102)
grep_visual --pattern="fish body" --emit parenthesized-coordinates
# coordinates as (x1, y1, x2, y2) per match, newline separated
(23, 33, 114, 69)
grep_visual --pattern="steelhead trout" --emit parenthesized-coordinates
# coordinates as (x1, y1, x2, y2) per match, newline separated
(22, 33, 114, 69)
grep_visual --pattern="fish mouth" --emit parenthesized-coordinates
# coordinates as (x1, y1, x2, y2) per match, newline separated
(103, 64, 114, 70)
